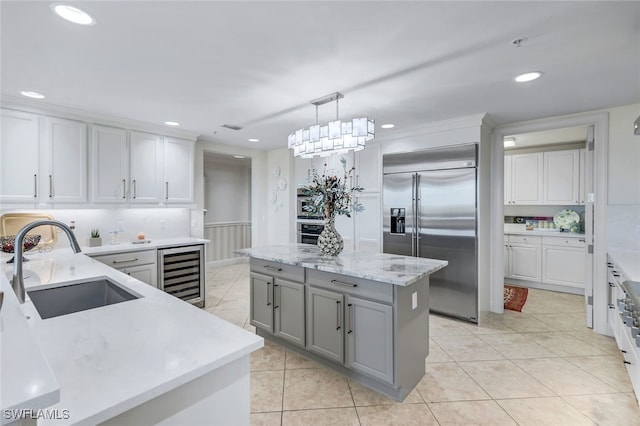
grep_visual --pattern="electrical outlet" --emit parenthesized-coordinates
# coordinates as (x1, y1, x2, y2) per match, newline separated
(412, 292, 417, 310)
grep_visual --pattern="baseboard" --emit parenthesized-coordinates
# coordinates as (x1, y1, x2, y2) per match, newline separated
(206, 257, 248, 268)
(505, 278, 584, 295)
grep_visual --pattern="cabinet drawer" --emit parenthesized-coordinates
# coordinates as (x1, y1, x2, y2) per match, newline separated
(307, 269, 393, 304)
(508, 235, 541, 245)
(542, 236, 586, 248)
(250, 259, 305, 283)
(92, 249, 156, 268)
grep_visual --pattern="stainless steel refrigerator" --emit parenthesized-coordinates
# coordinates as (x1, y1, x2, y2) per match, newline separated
(383, 143, 478, 322)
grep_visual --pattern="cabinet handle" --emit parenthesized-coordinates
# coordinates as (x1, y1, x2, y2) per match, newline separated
(132, 180, 137, 199)
(609, 304, 616, 309)
(331, 279, 357, 288)
(624, 361, 632, 365)
(336, 300, 341, 330)
(347, 303, 353, 334)
(621, 349, 627, 354)
(33, 174, 38, 198)
(49, 175, 53, 198)
(113, 258, 138, 264)
(266, 282, 271, 306)
(165, 182, 169, 200)
(273, 284, 279, 309)
(264, 265, 283, 273)
(122, 179, 126, 199)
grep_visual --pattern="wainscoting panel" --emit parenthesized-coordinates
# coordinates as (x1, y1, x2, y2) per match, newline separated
(204, 222, 252, 262)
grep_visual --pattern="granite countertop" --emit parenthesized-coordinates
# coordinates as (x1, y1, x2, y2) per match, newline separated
(504, 224, 585, 238)
(236, 244, 448, 286)
(1, 249, 262, 425)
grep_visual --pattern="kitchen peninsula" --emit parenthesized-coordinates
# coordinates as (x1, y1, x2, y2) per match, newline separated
(237, 244, 448, 401)
(0, 249, 262, 425)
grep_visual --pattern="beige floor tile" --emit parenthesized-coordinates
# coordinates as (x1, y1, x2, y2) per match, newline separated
(357, 403, 439, 426)
(348, 379, 423, 406)
(497, 397, 596, 426)
(567, 329, 621, 354)
(530, 312, 588, 331)
(429, 314, 474, 336)
(428, 400, 517, 426)
(282, 368, 353, 410)
(251, 370, 284, 413)
(425, 339, 453, 363)
(501, 313, 560, 333)
(251, 411, 282, 426)
(251, 339, 286, 371)
(513, 357, 617, 395)
(282, 407, 359, 426)
(563, 392, 640, 426)
(209, 308, 249, 328)
(477, 333, 558, 359)
(284, 350, 319, 369)
(459, 360, 554, 399)
(416, 363, 490, 402)
(523, 331, 606, 356)
(431, 335, 504, 362)
(462, 314, 515, 335)
(563, 354, 634, 392)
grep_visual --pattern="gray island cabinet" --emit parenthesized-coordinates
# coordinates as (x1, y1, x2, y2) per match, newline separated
(240, 244, 447, 401)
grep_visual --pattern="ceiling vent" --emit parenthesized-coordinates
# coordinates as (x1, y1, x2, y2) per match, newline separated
(222, 124, 243, 131)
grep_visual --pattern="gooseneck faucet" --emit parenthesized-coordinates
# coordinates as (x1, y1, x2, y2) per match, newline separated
(12, 220, 82, 304)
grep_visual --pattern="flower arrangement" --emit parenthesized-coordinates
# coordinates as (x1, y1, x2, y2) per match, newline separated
(300, 157, 364, 220)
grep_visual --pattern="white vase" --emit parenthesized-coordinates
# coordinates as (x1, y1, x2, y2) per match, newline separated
(317, 216, 343, 256)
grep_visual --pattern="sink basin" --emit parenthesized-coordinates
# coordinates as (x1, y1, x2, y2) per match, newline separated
(27, 278, 140, 319)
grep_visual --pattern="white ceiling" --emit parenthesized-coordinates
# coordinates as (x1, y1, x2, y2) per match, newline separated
(1, 1, 639, 152)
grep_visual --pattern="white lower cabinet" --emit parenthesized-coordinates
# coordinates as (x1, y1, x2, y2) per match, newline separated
(506, 235, 541, 282)
(90, 249, 157, 288)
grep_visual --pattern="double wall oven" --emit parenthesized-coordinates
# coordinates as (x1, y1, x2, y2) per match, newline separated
(296, 188, 323, 245)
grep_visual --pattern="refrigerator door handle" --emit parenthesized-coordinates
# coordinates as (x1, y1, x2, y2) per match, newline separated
(411, 174, 417, 257)
(415, 173, 421, 257)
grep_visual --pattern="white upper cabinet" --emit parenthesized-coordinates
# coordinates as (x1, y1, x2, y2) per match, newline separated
(507, 153, 544, 205)
(354, 143, 381, 192)
(42, 117, 87, 204)
(130, 131, 163, 204)
(543, 149, 580, 205)
(0, 109, 40, 203)
(163, 137, 194, 203)
(354, 193, 381, 252)
(90, 125, 128, 203)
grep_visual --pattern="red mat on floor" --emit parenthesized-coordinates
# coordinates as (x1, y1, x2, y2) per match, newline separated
(504, 285, 529, 312)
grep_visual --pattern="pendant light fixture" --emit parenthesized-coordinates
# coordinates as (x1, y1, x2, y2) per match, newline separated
(288, 92, 374, 158)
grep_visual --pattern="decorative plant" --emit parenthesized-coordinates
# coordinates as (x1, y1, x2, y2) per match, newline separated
(91, 228, 100, 238)
(300, 157, 364, 220)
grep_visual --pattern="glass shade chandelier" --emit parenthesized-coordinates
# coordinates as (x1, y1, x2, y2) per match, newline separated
(288, 92, 375, 158)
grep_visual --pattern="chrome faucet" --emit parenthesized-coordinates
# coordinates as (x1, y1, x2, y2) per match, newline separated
(12, 220, 82, 304)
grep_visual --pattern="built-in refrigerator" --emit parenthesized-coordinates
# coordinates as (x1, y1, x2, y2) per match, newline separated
(383, 143, 478, 322)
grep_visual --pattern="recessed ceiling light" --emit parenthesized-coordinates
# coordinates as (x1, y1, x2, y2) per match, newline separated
(20, 91, 45, 99)
(51, 4, 95, 25)
(164, 121, 180, 126)
(248, 138, 260, 142)
(514, 72, 542, 83)
(504, 137, 516, 147)
(381, 124, 395, 129)
(233, 155, 245, 159)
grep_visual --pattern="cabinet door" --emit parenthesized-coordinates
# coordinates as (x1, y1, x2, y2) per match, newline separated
(509, 243, 541, 281)
(504, 156, 512, 204)
(125, 263, 158, 288)
(163, 137, 194, 203)
(307, 286, 344, 363)
(0, 109, 40, 203)
(504, 237, 510, 277)
(90, 125, 128, 203)
(346, 296, 393, 383)
(354, 143, 380, 192)
(250, 273, 274, 332)
(130, 131, 163, 204)
(579, 149, 586, 205)
(543, 150, 580, 205)
(355, 193, 381, 252)
(274, 279, 305, 347)
(542, 246, 585, 287)
(43, 117, 87, 203)
(511, 153, 543, 205)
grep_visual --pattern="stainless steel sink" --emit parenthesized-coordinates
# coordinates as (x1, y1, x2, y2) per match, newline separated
(27, 278, 140, 319)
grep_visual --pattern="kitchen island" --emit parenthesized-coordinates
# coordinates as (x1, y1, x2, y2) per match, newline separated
(237, 244, 448, 401)
(0, 249, 262, 425)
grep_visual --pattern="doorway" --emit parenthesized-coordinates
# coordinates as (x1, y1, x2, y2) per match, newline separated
(491, 112, 609, 335)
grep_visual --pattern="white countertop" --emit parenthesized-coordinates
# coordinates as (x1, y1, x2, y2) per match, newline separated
(81, 237, 209, 256)
(237, 244, 448, 286)
(504, 224, 585, 238)
(609, 250, 640, 282)
(1, 248, 262, 425)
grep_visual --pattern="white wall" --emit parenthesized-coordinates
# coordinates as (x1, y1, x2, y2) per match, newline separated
(266, 148, 294, 244)
(203, 155, 250, 223)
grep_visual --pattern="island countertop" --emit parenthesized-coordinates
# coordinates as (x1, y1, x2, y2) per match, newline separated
(236, 244, 448, 286)
(1, 249, 263, 425)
